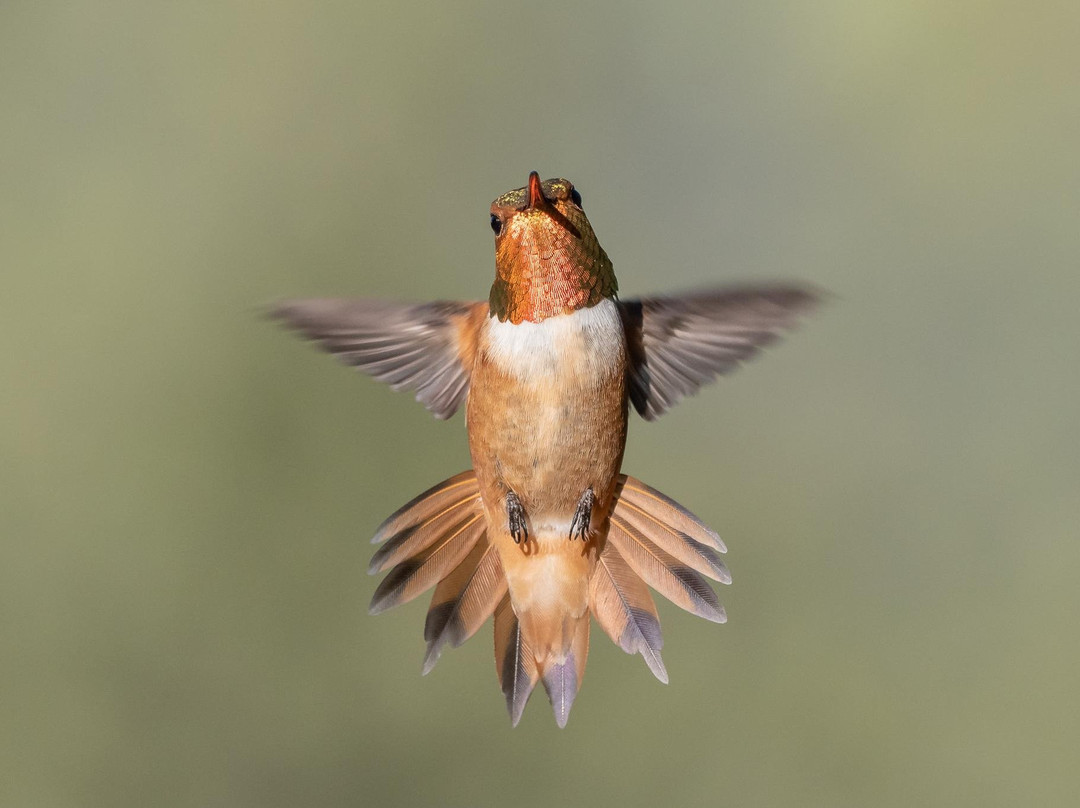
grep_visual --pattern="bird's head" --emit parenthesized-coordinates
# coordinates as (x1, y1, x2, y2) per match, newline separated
(488, 172, 616, 324)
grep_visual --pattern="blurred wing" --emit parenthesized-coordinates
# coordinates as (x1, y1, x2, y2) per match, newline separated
(618, 285, 818, 420)
(270, 298, 486, 419)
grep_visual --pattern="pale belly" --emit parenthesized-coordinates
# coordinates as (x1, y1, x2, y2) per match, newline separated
(466, 299, 629, 539)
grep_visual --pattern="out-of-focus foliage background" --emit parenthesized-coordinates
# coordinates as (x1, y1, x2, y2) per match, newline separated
(3, 2, 1078, 806)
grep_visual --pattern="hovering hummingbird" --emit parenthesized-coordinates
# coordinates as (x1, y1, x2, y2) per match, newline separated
(272, 172, 816, 727)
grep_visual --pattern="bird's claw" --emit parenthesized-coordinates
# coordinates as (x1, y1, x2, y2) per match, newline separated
(568, 488, 594, 541)
(506, 491, 528, 544)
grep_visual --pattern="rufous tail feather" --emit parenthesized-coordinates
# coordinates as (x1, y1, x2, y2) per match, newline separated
(368, 471, 727, 727)
(423, 538, 507, 674)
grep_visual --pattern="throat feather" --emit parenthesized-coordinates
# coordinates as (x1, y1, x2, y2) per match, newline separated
(489, 223, 617, 324)
(483, 298, 625, 384)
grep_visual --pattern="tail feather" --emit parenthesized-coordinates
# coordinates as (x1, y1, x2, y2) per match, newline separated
(367, 470, 729, 728)
(615, 475, 726, 552)
(369, 489, 484, 574)
(422, 539, 507, 674)
(590, 542, 668, 683)
(371, 470, 481, 545)
(369, 511, 485, 614)
(612, 496, 730, 583)
(539, 614, 589, 728)
(493, 595, 539, 727)
(608, 516, 727, 623)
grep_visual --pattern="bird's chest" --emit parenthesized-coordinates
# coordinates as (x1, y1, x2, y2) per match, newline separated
(478, 298, 625, 387)
(466, 300, 629, 522)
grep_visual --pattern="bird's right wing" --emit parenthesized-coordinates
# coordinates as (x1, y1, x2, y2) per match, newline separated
(618, 285, 819, 420)
(270, 298, 488, 419)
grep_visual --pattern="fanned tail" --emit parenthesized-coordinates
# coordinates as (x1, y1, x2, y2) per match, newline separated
(368, 470, 729, 728)
(493, 594, 590, 729)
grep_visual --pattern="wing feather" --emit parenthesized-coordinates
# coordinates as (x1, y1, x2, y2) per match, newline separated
(619, 285, 819, 420)
(271, 298, 486, 419)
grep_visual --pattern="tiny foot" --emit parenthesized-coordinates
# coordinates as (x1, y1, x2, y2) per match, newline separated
(506, 491, 528, 544)
(568, 488, 594, 541)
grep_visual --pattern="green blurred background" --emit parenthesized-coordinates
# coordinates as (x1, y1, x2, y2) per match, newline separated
(3, 2, 1078, 806)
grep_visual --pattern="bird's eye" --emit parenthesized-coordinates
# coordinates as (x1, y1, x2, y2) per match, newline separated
(490, 214, 502, 235)
(570, 188, 583, 207)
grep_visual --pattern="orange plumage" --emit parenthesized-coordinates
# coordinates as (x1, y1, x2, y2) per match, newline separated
(272, 172, 817, 726)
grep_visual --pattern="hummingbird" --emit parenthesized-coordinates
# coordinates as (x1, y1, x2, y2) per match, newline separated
(272, 172, 817, 727)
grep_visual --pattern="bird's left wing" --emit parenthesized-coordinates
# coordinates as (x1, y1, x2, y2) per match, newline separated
(618, 285, 819, 420)
(271, 298, 487, 419)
